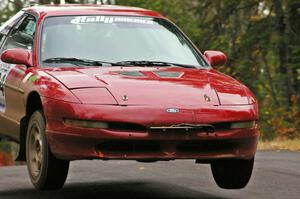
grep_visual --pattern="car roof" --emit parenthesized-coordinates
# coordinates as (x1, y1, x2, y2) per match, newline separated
(24, 4, 164, 18)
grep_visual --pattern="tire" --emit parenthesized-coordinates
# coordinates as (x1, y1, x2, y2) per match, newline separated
(211, 158, 254, 189)
(26, 110, 69, 190)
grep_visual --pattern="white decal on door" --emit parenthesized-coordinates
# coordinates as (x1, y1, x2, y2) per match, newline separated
(0, 62, 15, 113)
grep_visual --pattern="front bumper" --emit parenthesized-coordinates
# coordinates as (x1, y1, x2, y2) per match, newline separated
(43, 98, 259, 161)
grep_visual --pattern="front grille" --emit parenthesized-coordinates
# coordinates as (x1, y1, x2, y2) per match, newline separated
(104, 122, 233, 133)
(149, 124, 215, 133)
(97, 141, 161, 153)
(177, 140, 238, 152)
(96, 140, 243, 155)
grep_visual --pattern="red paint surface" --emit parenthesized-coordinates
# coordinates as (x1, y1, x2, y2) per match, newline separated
(1, 48, 33, 67)
(204, 50, 227, 67)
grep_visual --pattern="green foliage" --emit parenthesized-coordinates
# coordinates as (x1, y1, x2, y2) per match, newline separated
(1, 0, 299, 140)
(0, 141, 12, 153)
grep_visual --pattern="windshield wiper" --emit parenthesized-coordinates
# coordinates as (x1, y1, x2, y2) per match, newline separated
(43, 58, 116, 66)
(115, 61, 197, 68)
(43, 58, 198, 68)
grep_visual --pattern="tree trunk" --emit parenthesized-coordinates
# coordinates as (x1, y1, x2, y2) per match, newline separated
(273, 0, 293, 107)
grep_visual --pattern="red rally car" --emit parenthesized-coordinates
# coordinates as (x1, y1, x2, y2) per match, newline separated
(0, 5, 259, 190)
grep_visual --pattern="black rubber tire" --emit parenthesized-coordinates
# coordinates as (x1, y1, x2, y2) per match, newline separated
(26, 111, 69, 190)
(211, 158, 254, 189)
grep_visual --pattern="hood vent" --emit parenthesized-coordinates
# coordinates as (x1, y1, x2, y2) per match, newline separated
(154, 71, 183, 78)
(118, 71, 145, 77)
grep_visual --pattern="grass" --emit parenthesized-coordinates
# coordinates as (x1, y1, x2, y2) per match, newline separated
(258, 139, 300, 151)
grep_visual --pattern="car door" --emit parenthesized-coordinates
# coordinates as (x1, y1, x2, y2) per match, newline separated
(0, 12, 36, 141)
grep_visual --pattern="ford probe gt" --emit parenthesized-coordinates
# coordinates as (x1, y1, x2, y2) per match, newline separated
(0, 5, 259, 190)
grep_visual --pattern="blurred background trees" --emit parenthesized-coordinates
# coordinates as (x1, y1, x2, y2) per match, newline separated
(0, 0, 299, 141)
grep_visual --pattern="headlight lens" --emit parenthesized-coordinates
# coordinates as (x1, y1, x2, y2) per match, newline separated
(64, 119, 109, 129)
(230, 121, 255, 129)
(71, 88, 118, 105)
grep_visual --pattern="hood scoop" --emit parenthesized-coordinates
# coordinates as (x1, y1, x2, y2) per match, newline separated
(118, 71, 145, 77)
(117, 71, 183, 78)
(154, 71, 183, 78)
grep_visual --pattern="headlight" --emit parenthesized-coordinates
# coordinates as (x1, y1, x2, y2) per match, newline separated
(230, 121, 255, 129)
(64, 119, 109, 129)
(71, 87, 118, 105)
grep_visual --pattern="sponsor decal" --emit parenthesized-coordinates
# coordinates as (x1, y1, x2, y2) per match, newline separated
(22, 72, 33, 83)
(28, 74, 39, 83)
(70, 16, 154, 25)
(0, 62, 15, 112)
(22, 72, 39, 84)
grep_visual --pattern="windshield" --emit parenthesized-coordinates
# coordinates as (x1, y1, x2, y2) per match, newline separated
(40, 16, 206, 67)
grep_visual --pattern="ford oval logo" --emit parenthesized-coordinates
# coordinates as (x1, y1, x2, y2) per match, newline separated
(166, 108, 180, 113)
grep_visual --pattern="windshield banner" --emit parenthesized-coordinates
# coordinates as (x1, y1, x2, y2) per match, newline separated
(70, 16, 154, 25)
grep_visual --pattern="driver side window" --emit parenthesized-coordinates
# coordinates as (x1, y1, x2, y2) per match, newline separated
(1, 14, 36, 52)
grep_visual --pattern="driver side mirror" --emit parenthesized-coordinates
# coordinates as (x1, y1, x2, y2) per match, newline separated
(204, 50, 227, 67)
(0, 48, 33, 67)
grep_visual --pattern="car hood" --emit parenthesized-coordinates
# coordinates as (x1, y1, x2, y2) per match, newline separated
(45, 67, 250, 107)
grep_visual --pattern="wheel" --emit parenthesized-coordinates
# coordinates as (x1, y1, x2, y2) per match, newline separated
(211, 158, 254, 189)
(26, 110, 69, 190)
